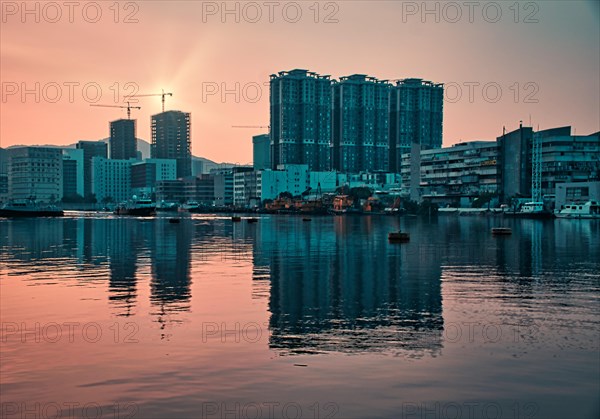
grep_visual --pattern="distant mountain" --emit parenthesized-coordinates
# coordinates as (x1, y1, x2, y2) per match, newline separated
(3, 139, 230, 166)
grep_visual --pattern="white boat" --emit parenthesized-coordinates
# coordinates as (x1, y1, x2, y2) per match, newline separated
(555, 201, 600, 219)
(179, 201, 201, 212)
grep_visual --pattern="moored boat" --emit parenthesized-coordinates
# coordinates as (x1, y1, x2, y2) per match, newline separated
(114, 196, 156, 216)
(555, 201, 600, 219)
(0, 200, 64, 217)
(504, 201, 553, 219)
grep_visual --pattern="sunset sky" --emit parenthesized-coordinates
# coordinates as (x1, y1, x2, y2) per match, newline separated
(1, 0, 599, 164)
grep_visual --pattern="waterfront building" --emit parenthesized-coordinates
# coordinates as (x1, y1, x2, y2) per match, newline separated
(233, 167, 258, 207)
(62, 148, 84, 198)
(183, 175, 215, 205)
(151, 111, 192, 178)
(7, 147, 63, 202)
(400, 140, 499, 206)
(389, 78, 443, 172)
(253, 134, 271, 170)
(332, 75, 390, 173)
(537, 127, 600, 196)
(130, 158, 177, 197)
(110, 119, 137, 160)
(91, 157, 131, 203)
(156, 180, 187, 205)
(76, 140, 108, 199)
(497, 123, 534, 203)
(0, 148, 10, 203)
(270, 69, 332, 171)
(213, 169, 234, 206)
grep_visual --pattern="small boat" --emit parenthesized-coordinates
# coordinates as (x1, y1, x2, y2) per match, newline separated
(492, 227, 512, 235)
(114, 196, 156, 216)
(0, 199, 64, 217)
(504, 201, 552, 219)
(231, 216, 242, 222)
(168, 218, 181, 224)
(388, 232, 410, 243)
(247, 218, 259, 223)
(179, 201, 201, 213)
(302, 217, 312, 222)
(555, 201, 600, 219)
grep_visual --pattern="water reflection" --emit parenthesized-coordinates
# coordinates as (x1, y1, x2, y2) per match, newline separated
(253, 217, 444, 356)
(1, 215, 598, 355)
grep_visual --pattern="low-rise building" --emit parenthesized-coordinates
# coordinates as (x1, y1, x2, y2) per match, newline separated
(131, 158, 177, 197)
(91, 157, 132, 203)
(401, 141, 499, 205)
(8, 147, 63, 202)
(62, 149, 84, 199)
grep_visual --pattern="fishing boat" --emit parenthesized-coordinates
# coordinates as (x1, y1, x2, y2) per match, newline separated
(555, 201, 600, 219)
(0, 199, 64, 217)
(114, 196, 156, 216)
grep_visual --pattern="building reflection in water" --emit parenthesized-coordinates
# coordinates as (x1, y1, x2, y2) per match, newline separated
(150, 219, 193, 337)
(252, 216, 444, 357)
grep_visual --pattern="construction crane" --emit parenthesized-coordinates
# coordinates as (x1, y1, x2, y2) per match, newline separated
(127, 89, 173, 112)
(90, 102, 141, 119)
(232, 125, 270, 129)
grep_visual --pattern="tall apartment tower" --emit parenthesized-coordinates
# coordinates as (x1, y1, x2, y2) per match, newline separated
(389, 78, 443, 172)
(76, 140, 108, 198)
(151, 111, 192, 178)
(110, 119, 137, 160)
(270, 69, 332, 171)
(332, 75, 390, 173)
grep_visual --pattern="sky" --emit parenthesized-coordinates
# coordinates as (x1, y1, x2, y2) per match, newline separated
(1, 0, 599, 164)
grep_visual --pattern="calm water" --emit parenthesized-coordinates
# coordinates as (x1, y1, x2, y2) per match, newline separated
(1, 214, 598, 419)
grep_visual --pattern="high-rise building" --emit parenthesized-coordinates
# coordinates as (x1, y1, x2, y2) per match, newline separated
(8, 147, 63, 202)
(76, 140, 108, 199)
(110, 119, 137, 160)
(253, 134, 271, 170)
(270, 69, 332, 171)
(151, 111, 192, 178)
(389, 78, 443, 172)
(497, 123, 534, 203)
(332, 75, 390, 173)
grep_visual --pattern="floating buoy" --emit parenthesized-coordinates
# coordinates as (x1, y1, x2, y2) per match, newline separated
(388, 232, 410, 243)
(492, 227, 512, 235)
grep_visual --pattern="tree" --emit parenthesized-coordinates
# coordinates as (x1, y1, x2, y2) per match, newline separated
(101, 196, 114, 204)
(349, 187, 373, 201)
(472, 192, 496, 209)
(278, 191, 293, 200)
